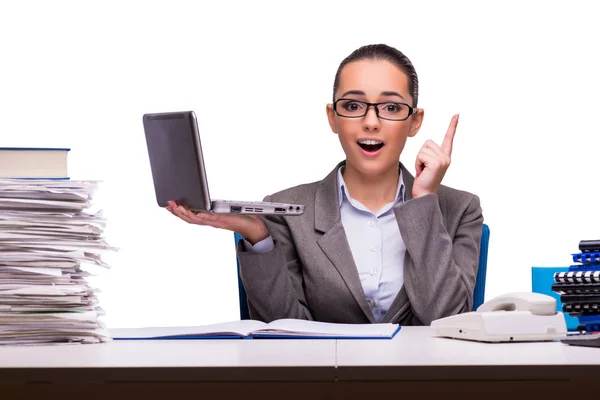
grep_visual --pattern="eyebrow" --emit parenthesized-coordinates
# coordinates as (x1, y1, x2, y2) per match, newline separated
(340, 90, 405, 100)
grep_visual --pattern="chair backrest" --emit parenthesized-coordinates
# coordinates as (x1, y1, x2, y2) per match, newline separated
(234, 223, 490, 319)
(233, 232, 250, 320)
(473, 223, 490, 311)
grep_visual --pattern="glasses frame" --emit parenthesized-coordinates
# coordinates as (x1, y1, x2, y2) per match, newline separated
(333, 98, 416, 121)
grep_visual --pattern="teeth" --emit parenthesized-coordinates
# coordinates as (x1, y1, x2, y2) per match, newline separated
(358, 139, 383, 145)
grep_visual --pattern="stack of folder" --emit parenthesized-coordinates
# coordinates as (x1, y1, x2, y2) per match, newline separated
(553, 240, 600, 332)
(0, 179, 115, 345)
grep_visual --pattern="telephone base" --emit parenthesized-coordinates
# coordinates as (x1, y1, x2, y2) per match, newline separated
(432, 311, 567, 343)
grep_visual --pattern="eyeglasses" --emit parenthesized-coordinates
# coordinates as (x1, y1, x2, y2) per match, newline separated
(333, 98, 416, 121)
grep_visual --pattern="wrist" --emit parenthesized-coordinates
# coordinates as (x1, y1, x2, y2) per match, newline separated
(412, 189, 435, 199)
(241, 225, 269, 245)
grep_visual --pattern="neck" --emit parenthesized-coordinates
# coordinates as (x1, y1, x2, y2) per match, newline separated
(342, 162, 400, 212)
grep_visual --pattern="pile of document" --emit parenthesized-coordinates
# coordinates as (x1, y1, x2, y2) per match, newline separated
(0, 179, 114, 345)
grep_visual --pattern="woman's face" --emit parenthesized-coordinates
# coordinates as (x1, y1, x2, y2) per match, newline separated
(326, 59, 423, 178)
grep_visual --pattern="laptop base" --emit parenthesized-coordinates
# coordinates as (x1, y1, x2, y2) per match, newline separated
(211, 200, 305, 215)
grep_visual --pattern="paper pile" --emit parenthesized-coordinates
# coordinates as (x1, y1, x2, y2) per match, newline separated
(0, 179, 115, 345)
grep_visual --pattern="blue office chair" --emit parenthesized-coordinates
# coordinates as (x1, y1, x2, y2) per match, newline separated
(234, 223, 490, 319)
(233, 232, 251, 320)
(473, 223, 490, 311)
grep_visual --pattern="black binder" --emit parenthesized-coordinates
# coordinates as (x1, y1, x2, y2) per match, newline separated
(552, 282, 600, 295)
(579, 240, 600, 253)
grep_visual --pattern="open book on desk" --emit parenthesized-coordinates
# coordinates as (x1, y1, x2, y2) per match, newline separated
(110, 319, 401, 340)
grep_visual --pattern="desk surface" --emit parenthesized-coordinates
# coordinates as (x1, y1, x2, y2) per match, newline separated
(336, 326, 600, 380)
(0, 337, 337, 382)
(1, 326, 600, 383)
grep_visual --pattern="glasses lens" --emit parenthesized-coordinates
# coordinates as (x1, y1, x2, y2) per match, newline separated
(336, 99, 367, 117)
(378, 103, 410, 120)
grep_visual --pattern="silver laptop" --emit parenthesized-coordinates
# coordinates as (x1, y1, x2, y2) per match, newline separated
(142, 111, 305, 216)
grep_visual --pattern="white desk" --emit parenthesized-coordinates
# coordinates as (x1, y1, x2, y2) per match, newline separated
(335, 326, 600, 398)
(1, 326, 600, 400)
(0, 338, 337, 400)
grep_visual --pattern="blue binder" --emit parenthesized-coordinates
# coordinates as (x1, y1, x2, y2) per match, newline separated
(531, 266, 579, 331)
(572, 252, 600, 264)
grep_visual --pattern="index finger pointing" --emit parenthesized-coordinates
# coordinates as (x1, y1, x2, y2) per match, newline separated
(441, 114, 459, 155)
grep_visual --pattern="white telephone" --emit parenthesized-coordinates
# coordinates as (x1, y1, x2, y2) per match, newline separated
(431, 292, 567, 343)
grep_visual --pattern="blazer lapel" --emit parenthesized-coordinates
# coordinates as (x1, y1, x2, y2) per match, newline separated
(382, 163, 415, 323)
(314, 162, 375, 323)
(399, 162, 414, 202)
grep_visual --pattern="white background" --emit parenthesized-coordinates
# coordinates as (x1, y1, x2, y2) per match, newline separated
(1, 0, 599, 328)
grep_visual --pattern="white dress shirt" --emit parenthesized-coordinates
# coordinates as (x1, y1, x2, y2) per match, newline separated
(336, 166, 406, 322)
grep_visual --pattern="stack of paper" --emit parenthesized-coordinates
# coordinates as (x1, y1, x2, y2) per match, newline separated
(0, 179, 115, 345)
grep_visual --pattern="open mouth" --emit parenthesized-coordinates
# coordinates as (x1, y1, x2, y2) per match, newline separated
(357, 139, 384, 153)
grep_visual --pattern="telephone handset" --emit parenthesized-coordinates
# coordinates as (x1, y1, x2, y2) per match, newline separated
(476, 292, 557, 316)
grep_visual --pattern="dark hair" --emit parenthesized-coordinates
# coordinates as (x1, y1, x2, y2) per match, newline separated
(332, 44, 419, 107)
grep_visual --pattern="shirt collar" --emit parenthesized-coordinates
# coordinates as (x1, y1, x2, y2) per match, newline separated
(336, 165, 405, 208)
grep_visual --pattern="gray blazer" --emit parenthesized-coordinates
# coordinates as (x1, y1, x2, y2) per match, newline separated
(237, 161, 484, 325)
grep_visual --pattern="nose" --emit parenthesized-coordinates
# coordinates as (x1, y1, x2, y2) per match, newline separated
(362, 105, 380, 132)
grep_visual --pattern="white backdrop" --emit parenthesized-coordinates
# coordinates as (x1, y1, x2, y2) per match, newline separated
(1, 0, 599, 328)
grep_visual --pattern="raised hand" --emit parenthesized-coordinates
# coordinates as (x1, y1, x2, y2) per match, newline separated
(165, 201, 270, 244)
(412, 114, 458, 199)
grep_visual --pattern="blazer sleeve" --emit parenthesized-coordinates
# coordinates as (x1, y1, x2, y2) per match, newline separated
(394, 192, 483, 325)
(236, 195, 313, 322)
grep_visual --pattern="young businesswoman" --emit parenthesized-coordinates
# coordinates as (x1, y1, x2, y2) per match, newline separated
(167, 44, 484, 325)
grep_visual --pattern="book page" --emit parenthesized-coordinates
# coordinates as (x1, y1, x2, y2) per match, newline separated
(256, 319, 399, 337)
(109, 320, 267, 339)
